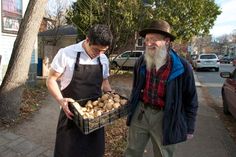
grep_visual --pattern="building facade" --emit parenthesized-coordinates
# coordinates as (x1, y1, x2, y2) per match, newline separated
(0, 0, 38, 85)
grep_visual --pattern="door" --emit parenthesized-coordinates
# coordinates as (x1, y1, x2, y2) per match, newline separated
(225, 69, 236, 118)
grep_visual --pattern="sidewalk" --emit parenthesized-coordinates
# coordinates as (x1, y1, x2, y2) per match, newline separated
(0, 95, 58, 157)
(1, 74, 236, 157)
(0, 130, 52, 157)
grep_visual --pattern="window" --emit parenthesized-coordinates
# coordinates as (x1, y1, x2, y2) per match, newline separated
(134, 52, 142, 57)
(121, 52, 130, 58)
(1, 0, 22, 34)
(136, 37, 144, 47)
(200, 55, 217, 59)
(130, 51, 143, 57)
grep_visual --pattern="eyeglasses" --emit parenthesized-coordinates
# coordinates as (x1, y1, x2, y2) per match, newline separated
(89, 45, 109, 54)
(144, 37, 164, 44)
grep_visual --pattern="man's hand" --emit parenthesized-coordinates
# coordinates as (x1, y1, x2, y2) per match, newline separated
(187, 134, 194, 140)
(59, 98, 75, 119)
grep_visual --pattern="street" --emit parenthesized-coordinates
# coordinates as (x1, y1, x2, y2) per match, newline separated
(196, 64, 235, 105)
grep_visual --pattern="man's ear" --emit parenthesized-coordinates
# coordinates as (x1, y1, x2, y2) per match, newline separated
(85, 37, 92, 46)
(165, 37, 171, 45)
(85, 37, 89, 43)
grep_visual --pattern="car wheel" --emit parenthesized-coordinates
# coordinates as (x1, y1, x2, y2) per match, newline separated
(222, 93, 230, 115)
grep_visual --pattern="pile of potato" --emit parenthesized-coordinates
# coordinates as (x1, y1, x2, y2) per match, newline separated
(72, 93, 128, 119)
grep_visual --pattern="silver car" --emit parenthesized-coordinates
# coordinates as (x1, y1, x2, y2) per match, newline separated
(193, 53, 220, 71)
(110, 50, 144, 69)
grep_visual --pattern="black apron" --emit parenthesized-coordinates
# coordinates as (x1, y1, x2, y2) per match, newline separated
(54, 52, 104, 157)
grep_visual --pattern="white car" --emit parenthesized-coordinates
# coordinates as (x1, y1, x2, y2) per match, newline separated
(193, 53, 220, 71)
(110, 50, 144, 69)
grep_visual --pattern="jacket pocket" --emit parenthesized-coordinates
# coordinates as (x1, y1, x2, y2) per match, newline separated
(165, 113, 187, 145)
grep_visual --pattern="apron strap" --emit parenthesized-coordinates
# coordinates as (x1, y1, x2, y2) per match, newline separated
(75, 52, 81, 69)
(75, 51, 103, 73)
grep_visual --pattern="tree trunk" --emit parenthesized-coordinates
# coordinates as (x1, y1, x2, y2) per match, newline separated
(0, 0, 48, 121)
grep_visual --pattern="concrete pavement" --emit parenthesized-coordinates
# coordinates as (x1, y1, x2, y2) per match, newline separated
(0, 130, 53, 157)
(1, 74, 236, 157)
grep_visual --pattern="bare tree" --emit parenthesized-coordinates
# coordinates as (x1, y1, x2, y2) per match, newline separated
(44, 0, 75, 46)
(0, 0, 48, 121)
(45, 0, 73, 27)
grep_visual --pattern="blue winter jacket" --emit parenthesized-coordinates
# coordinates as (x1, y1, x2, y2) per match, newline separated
(126, 49, 198, 145)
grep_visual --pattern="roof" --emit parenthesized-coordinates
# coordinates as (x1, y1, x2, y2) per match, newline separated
(38, 25, 77, 37)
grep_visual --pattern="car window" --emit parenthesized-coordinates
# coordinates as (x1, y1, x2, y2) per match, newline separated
(121, 52, 131, 58)
(200, 55, 217, 59)
(135, 52, 143, 57)
(129, 52, 142, 58)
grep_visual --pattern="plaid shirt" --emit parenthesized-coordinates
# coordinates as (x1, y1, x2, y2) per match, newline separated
(142, 55, 172, 108)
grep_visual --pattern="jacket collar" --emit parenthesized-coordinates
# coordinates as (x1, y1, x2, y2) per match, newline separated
(168, 49, 184, 81)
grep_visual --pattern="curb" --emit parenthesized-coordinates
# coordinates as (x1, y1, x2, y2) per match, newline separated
(194, 73, 202, 87)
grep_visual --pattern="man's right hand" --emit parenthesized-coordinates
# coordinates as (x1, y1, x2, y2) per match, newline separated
(59, 98, 75, 119)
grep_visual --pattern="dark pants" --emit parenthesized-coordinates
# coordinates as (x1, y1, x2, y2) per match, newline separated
(54, 110, 105, 157)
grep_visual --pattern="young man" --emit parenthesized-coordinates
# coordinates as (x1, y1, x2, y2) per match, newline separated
(125, 20, 198, 157)
(46, 24, 113, 157)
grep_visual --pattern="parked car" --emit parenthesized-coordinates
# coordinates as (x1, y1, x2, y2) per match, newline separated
(220, 68, 236, 118)
(192, 53, 220, 71)
(110, 50, 144, 69)
(233, 57, 236, 66)
(219, 56, 232, 64)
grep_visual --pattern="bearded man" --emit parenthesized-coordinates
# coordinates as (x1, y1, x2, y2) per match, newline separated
(124, 20, 198, 157)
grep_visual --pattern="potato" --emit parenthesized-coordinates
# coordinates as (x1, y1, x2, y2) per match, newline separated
(101, 94, 109, 101)
(94, 110, 102, 117)
(103, 100, 108, 104)
(107, 99, 114, 104)
(89, 109, 94, 114)
(86, 103, 93, 109)
(106, 102, 113, 110)
(108, 95, 113, 100)
(113, 97, 120, 103)
(113, 94, 120, 99)
(113, 103, 120, 109)
(88, 114, 94, 119)
(98, 102, 105, 108)
(92, 100, 99, 106)
(120, 99, 128, 105)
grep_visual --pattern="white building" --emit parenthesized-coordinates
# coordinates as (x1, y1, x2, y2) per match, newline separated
(0, 0, 38, 85)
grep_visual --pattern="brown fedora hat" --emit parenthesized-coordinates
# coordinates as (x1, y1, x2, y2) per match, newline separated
(139, 20, 176, 41)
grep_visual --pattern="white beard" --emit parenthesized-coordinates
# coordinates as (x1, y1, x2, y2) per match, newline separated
(144, 45, 168, 71)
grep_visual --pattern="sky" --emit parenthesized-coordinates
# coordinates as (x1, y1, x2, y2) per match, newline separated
(210, 0, 236, 37)
(46, 0, 75, 16)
